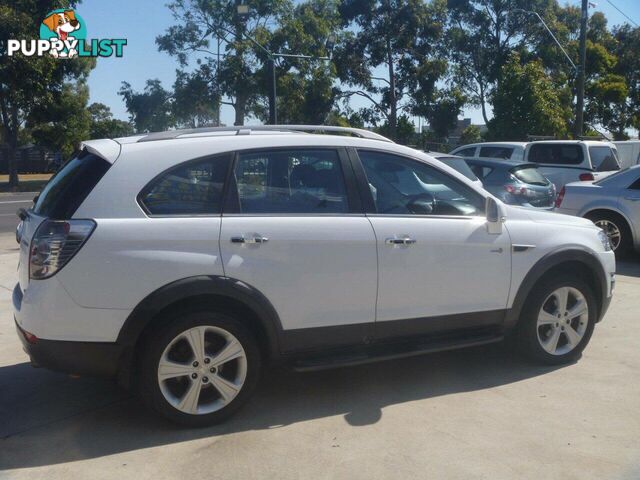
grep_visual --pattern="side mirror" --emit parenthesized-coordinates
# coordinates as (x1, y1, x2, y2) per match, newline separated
(486, 197, 504, 234)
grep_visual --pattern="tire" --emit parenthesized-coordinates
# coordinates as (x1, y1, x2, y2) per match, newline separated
(138, 310, 261, 427)
(586, 211, 632, 256)
(516, 274, 597, 365)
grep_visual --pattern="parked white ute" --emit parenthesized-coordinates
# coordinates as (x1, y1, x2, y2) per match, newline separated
(14, 126, 615, 426)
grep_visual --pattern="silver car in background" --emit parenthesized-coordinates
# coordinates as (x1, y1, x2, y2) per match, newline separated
(555, 165, 640, 254)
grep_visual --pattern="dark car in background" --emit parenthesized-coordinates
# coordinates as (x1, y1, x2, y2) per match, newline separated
(463, 158, 556, 209)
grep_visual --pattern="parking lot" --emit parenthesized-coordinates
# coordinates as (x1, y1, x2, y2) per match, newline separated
(0, 231, 638, 480)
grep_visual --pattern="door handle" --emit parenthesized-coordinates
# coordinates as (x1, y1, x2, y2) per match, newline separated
(231, 235, 269, 244)
(624, 196, 640, 201)
(385, 236, 417, 246)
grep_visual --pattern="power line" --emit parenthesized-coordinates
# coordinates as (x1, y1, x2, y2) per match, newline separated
(605, 0, 639, 27)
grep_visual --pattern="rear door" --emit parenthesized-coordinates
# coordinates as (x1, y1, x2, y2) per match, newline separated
(219, 147, 378, 352)
(17, 150, 111, 290)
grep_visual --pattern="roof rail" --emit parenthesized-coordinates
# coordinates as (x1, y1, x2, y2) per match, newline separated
(136, 125, 393, 143)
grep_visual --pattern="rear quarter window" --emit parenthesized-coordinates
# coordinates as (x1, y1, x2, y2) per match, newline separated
(139, 154, 231, 215)
(529, 144, 584, 165)
(33, 150, 111, 219)
(589, 146, 620, 172)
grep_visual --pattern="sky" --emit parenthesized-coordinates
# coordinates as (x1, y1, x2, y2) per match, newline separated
(81, 0, 639, 128)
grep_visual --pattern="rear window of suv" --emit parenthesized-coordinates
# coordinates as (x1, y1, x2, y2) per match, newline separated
(528, 144, 583, 165)
(33, 150, 111, 219)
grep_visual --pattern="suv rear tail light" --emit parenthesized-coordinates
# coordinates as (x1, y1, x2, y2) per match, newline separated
(555, 186, 566, 208)
(579, 172, 595, 181)
(29, 219, 96, 280)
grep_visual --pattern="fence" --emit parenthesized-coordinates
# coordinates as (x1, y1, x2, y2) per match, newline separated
(0, 146, 57, 175)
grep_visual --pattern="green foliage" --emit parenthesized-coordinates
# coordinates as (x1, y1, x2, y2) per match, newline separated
(119, 80, 175, 133)
(459, 124, 482, 144)
(489, 53, 570, 140)
(29, 82, 91, 159)
(0, 0, 94, 184)
(425, 88, 465, 141)
(376, 115, 416, 144)
(87, 103, 134, 139)
(335, 0, 447, 140)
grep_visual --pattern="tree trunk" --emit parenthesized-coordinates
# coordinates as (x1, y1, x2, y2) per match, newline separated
(386, 37, 397, 141)
(479, 83, 489, 126)
(7, 135, 19, 188)
(234, 95, 246, 126)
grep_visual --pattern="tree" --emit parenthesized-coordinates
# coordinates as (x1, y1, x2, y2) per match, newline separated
(489, 53, 570, 140)
(87, 103, 134, 139)
(29, 82, 91, 159)
(0, 0, 94, 186)
(446, 0, 555, 125)
(377, 114, 416, 144)
(459, 124, 482, 144)
(424, 88, 465, 142)
(119, 80, 175, 133)
(613, 25, 640, 134)
(156, 0, 292, 126)
(260, 0, 341, 124)
(335, 0, 447, 140)
(172, 68, 220, 128)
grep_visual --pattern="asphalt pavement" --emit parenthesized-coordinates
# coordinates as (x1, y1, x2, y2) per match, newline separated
(0, 193, 36, 235)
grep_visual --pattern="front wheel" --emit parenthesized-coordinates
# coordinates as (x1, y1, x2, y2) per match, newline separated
(516, 275, 597, 365)
(138, 311, 261, 426)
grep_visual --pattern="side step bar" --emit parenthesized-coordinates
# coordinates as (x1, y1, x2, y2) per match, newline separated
(291, 331, 504, 372)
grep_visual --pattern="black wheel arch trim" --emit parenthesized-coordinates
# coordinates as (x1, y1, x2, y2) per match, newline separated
(117, 275, 283, 360)
(504, 246, 609, 329)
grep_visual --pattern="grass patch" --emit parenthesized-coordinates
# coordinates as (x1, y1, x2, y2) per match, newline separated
(0, 174, 51, 193)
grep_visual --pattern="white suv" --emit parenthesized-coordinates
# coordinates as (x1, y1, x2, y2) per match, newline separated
(14, 126, 615, 426)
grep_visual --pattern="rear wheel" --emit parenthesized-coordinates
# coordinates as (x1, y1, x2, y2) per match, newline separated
(139, 311, 261, 426)
(517, 275, 597, 365)
(586, 211, 632, 255)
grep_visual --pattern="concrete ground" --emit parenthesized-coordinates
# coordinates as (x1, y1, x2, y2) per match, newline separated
(0, 233, 638, 479)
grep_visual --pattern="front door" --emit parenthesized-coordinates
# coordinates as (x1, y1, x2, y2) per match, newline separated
(220, 147, 378, 352)
(355, 149, 512, 339)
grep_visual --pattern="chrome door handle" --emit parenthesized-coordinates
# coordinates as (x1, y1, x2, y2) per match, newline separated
(385, 236, 417, 246)
(231, 235, 269, 244)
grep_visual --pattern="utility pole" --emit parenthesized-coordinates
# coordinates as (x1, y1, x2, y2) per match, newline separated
(267, 57, 277, 125)
(574, 0, 588, 138)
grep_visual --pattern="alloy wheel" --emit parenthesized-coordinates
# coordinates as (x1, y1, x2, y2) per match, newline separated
(157, 325, 247, 415)
(594, 219, 621, 251)
(536, 286, 589, 356)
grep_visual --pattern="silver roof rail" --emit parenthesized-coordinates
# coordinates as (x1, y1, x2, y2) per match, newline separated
(136, 125, 393, 143)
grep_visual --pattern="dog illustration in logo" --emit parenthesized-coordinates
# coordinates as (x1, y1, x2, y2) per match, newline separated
(42, 10, 80, 58)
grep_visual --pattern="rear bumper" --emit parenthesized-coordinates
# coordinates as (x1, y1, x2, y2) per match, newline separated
(14, 283, 123, 377)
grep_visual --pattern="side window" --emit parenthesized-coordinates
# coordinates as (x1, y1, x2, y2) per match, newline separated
(629, 177, 640, 190)
(234, 149, 349, 214)
(454, 147, 476, 157)
(469, 165, 493, 180)
(529, 144, 584, 165)
(358, 150, 485, 216)
(139, 155, 230, 215)
(479, 146, 513, 159)
(589, 146, 620, 172)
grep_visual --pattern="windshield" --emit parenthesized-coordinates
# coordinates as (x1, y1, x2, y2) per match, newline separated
(33, 150, 111, 219)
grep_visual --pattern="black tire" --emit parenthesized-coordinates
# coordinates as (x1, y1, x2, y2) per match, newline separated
(585, 211, 633, 256)
(516, 274, 597, 365)
(138, 310, 261, 427)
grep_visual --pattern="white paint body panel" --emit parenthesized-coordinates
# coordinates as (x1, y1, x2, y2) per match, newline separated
(220, 216, 378, 330)
(368, 216, 511, 321)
